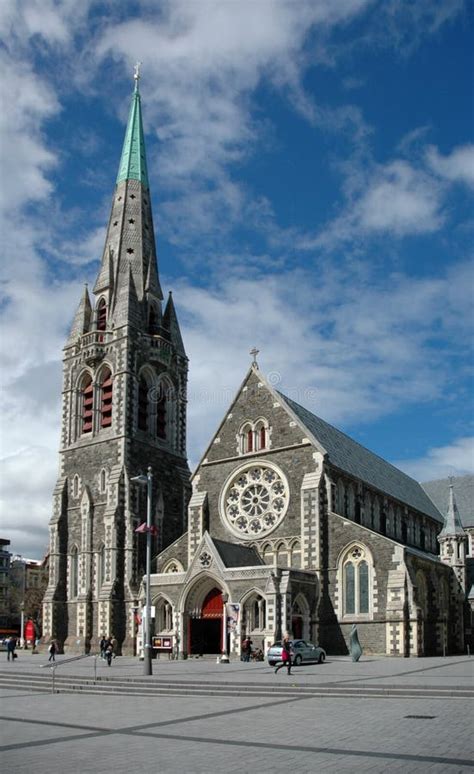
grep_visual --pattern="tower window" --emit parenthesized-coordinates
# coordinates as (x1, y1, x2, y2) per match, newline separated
(126, 248, 134, 254)
(156, 391, 167, 439)
(100, 469, 107, 494)
(97, 299, 107, 331)
(81, 376, 93, 434)
(138, 378, 149, 431)
(128, 218, 135, 224)
(148, 304, 158, 334)
(100, 369, 113, 428)
(70, 546, 79, 599)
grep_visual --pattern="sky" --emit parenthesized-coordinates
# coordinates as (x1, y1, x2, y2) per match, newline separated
(0, 0, 473, 560)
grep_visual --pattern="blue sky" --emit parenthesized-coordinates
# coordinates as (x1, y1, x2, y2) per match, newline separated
(0, 0, 473, 558)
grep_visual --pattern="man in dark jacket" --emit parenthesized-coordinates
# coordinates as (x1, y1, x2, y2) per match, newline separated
(6, 637, 16, 661)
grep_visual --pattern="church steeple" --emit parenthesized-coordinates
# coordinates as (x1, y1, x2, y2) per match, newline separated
(92, 67, 163, 325)
(44, 68, 191, 657)
(116, 64, 149, 189)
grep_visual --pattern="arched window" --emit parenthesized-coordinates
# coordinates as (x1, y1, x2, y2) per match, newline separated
(70, 546, 79, 599)
(156, 389, 167, 439)
(81, 375, 93, 434)
(73, 475, 80, 499)
(341, 545, 372, 618)
(401, 519, 408, 544)
(148, 304, 158, 334)
(243, 594, 266, 632)
(138, 377, 149, 431)
(97, 298, 107, 331)
(154, 379, 175, 444)
(99, 368, 113, 428)
(255, 420, 268, 451)
(262, 544, 273, 565)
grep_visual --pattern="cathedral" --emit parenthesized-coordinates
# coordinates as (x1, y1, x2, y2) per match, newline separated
(43, 76, 473, 658)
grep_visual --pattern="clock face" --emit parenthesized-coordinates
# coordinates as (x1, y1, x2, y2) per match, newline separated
(220, 461, 289, 540)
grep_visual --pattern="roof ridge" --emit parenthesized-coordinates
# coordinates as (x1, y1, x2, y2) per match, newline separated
(279, 390, 422, 486)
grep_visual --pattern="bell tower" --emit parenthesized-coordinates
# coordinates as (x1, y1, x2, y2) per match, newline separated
(42, 67, 191, 654)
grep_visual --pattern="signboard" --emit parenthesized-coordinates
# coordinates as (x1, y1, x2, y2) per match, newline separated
(142, 606, 156, 619)
(153, 635, 173, 651)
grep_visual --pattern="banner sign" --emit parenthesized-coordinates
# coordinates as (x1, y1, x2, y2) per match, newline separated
(226, 603, 240, 632)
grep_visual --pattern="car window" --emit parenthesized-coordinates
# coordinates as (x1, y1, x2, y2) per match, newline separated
(272, 642, 282, 648)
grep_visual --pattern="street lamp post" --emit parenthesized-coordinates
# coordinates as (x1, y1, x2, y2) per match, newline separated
(221, 592, 229, 663)
(131, 467, 153, 676)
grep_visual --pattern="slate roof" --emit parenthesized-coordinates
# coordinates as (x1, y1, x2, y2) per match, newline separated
(213, 538, 264, 568)
(280, 392, 443, 522)
(422, 475, 474, 529)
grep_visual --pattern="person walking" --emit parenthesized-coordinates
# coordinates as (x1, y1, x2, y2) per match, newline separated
(6, 637, 16, 661)
(48, 640, 57, 662)
(105, 642, 113, 666)
(274, 635, 292, 675)
(241, 637, 252, 662)
(99, 636, 107, 659)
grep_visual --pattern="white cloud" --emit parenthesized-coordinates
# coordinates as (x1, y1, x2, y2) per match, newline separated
(393, 437, 474, 482)
(426, 144, 474, 189)
(356, 160, 443, 235)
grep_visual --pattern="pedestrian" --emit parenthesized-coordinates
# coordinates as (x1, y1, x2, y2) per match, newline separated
(274, 635, 292, 675)
(241, 637, 252, 662)
(6, 636, 16, 662)
(105, 642, 113, 666)
(99, 636, 107, 659)
(48, 640, 57, 662)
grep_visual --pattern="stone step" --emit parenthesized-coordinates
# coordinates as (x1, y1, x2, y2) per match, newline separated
(1, 673, 472, 700)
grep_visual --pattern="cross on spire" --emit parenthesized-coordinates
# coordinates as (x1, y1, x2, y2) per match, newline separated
(134, 61, 142, 90)
(250, 347, 259, 366)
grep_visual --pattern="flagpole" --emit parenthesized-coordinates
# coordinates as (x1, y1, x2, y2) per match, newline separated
(131, 467, 154, 676)
(144, 466, 153, 676)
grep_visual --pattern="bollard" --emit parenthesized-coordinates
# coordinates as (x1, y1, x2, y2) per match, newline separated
(467, 645, 470, 657)
(94, 654, 97, 683)
(52, 664, 57, 694)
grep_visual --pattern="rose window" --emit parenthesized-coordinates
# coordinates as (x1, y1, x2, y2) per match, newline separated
(220, 463, 289, 539)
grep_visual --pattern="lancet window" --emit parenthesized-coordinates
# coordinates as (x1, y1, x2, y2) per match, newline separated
(99, 368, 113, 428)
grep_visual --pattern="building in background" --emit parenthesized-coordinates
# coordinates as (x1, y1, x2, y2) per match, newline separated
(0, 539, 12, 631)
(42, 71, 190, 655)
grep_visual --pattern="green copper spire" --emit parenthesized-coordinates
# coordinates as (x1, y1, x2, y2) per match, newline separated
(116, 64, 150, 189)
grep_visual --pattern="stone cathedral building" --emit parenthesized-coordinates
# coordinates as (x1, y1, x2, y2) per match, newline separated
(43, 77, 472, 658)
(42, 74, 190, 654)
(151, 367, 471, 659)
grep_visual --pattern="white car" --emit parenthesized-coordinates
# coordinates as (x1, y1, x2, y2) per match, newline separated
(267, 639, 326, 666)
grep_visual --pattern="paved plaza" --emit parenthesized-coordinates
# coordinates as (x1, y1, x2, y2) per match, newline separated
(0, 654, 473, 773)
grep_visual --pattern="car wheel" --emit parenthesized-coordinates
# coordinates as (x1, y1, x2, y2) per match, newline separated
(318, 653, 325, 664)
(294, 654, 302, 666)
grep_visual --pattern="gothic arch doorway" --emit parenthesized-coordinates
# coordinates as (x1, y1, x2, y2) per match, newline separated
(188, 586, 223, 655)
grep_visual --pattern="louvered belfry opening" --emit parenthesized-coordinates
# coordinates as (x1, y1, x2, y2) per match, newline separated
(97, 299, 107, 331)
(100, 369, 113, 428)
(138, 378, 149, 431)
(156, 387, 167, 439)
(82, 377, 93, 434)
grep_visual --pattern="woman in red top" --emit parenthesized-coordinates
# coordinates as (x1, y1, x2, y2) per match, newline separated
(274, 635, 292, 675)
